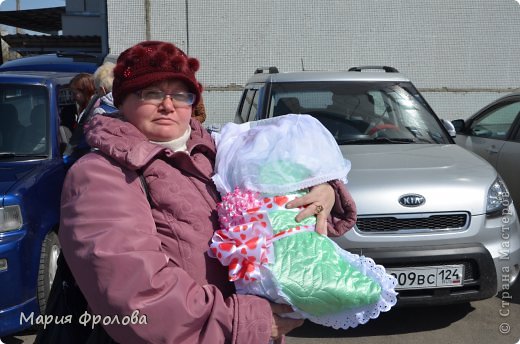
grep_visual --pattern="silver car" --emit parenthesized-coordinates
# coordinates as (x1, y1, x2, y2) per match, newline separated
(452, 91, 520, 214)
(235, 66, 520, 306)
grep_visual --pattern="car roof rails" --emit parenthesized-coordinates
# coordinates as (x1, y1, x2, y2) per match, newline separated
(56, 51, 98, 58)
(254, 66, 279, 74)
(56, 51, 104, 63)
(348, 66, 399, 73)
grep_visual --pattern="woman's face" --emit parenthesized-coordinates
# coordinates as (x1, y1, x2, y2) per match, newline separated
(71, 88, 87, 108)
(120, 80, 193, 142)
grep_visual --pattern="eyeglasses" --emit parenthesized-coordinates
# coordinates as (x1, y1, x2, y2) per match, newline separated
(136, 89, 196, 107)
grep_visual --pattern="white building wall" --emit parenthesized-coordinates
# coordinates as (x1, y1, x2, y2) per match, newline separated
(106, 1, 148, 52)
(106, 0, 520, 125)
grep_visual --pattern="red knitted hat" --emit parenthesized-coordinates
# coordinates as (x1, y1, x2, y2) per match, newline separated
(112, 41, 202, 107)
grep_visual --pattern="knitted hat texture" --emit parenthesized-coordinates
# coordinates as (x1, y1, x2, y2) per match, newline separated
(112, 41, 202, 107)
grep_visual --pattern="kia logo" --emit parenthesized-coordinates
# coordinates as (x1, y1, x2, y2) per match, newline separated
(398, 194, 426, 207)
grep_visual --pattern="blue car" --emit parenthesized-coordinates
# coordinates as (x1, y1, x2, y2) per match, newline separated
(0, 55, 98, 336)
(0, 53, 102, 73)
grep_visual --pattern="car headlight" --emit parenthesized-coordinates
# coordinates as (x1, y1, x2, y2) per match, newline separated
(0, 205, 23, 232)
(486, 177, 512, 216)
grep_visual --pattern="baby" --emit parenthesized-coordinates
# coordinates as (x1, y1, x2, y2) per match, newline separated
(209, 114, 397, 329)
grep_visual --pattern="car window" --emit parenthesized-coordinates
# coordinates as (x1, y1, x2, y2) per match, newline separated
(0, 85, 49, 155)
(238, 89, 255, 123)
(470, 101, 520, 140)
(267, 81, 450, 144)
(238, 87, 265, 122)
(57, 84, 79, 138)
(248, 89, 260, 122)
(513, 125, 520, 143)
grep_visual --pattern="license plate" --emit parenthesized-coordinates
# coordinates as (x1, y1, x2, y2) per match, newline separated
(387, 265, 464, 290)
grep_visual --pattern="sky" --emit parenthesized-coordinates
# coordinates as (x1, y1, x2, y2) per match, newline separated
(0, 0, 65, 10)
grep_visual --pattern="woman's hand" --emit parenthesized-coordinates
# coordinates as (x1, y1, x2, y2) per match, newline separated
(270, 303, 304, 342)
(285, 183, 335, 235)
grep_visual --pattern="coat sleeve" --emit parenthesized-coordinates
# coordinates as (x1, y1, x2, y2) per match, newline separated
(326, 179, 357, 237)
(59, 154, 272, 344)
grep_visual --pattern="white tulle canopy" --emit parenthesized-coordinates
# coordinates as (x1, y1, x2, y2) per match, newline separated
(212, 114, 351, 195)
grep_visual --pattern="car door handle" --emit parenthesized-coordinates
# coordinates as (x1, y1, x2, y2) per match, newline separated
(486, 146, 499, 154)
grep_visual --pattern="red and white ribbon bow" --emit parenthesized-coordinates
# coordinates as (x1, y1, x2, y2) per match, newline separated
(210, 191, 314, 282)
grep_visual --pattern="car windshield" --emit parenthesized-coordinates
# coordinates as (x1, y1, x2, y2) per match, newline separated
(268, 81, 451, 144)
(0, 84, 49, 157)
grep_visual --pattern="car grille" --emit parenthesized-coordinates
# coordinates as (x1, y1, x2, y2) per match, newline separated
(356, 212, 469, 233)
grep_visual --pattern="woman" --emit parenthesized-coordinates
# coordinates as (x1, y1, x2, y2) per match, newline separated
(70, 73, 97, 124)
(59, 41, 357, 343)
(92, 61, 118, 116)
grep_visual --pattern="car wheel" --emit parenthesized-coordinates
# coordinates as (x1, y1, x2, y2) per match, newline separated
(37, 230, 60, 315)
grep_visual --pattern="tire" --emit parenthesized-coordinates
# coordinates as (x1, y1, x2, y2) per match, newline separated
(37, 230, 61, 315)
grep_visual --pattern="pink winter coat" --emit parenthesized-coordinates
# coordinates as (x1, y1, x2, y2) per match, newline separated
(59, 115, 357, 344)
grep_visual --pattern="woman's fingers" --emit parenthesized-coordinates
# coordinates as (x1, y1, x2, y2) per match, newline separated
(315, 212, 328, 235)
(286, 183, 334, 235)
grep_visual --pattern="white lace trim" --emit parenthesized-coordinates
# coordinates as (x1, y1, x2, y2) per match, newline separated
(295, 250, 398, 329)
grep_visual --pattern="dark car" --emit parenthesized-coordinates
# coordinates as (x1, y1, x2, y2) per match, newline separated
(452, 91, 520, 212)
(0, 55, 98, 336)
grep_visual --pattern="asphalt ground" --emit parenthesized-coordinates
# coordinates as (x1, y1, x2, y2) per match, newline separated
(286, 280, 520, 344)
(3, 280, 519, 344)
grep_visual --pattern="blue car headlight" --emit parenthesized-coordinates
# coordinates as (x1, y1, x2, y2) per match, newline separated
(0, 205, 23, 232)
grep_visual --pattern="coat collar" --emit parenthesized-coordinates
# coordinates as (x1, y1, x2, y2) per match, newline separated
(85, 116, 216, 171)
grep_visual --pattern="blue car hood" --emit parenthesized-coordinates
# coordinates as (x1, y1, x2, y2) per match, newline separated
(0, 163, 38, 196)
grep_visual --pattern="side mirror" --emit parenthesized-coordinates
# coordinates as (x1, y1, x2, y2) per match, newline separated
(441, 119, 456, 138)
(451, 119, 465, 133)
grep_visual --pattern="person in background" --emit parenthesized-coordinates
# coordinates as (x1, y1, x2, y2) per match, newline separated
(69, 73, 97, 125)
(92, 61, 118, 117)
(67, 62, 117, 159)
(59, 40, 357, 344)
(66, 73, 98, 160)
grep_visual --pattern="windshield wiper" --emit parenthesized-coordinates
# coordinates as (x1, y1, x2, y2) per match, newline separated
(337, 137, 417, 145)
